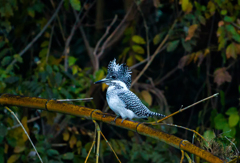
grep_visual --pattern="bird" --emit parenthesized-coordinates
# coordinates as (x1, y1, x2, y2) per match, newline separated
(95, 59, 166, 123)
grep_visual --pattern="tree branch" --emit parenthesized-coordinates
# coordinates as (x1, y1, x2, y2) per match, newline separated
(0, 94, 224, 163)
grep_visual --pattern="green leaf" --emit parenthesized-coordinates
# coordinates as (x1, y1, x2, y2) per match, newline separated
(5, 76, 19, 84)
(62, 152, 74, 160)
(46, 65, 52, 74)
(167, 40, 179, 52)
(198, 15, 206, 25)
(224, 16, 234, 22)
(220, 90, 225, 107)
(132, 35, 146, 44)
(132, 45, 145, 54)
(214, 114, 227, 130)
(70, 0, 81, 11)
(220, 10, 227, 15)
(229, 114, 239, 127)
(232, 34, 240, 43)
(0, 41, 5, 48)
(226, 43, 237, 59)
(13, 54, 23, 63)
(0, 48, 9, 59)
(41, 41, 49, 47)
(39, 48, 48, 58)
(153, 32, 165, 45)
(225, 107, 238, 116)
(95, 69, 104, 82)
(69, 56, 77, 66)
(0, 123, 7, 137)
(47, 149, 59, 157)
(1, 56, 12, 66)
(203, 130, 215, 142)
(27, 8, 35, 18)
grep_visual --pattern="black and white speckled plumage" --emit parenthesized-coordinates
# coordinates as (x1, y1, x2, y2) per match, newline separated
(95, 59, 166, 122)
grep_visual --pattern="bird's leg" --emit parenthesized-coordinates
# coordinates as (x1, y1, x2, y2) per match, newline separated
(113, 115, 119, 122)
(121, 118, 126, 123)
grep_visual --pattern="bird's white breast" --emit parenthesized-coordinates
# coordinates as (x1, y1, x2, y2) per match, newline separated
(106, 84, 136, 120)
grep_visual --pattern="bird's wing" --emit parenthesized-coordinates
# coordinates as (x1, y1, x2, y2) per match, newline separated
(117, 91, 150, 117)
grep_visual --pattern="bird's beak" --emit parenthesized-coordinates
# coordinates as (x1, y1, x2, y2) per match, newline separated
(94, 78, 110, 84)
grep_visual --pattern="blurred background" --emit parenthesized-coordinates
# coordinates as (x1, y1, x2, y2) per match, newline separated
(0, 0, 240, 162)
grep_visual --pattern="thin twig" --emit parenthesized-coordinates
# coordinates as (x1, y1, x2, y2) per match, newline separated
(56, 97, 93, 102)
(131, 18, 178, 86)
(8, 0, 64, 68)
(8, 116, 41, 130)
(93, 120, 101, 163)
(100, 131, 121, 163)
(135, 1, 150, 59)
(149, 93, 219, 124)
(94, 15, 118, 58)
(46, 24, 55, 63)
(180, 150, 185, 163)
(85, 127, 97, 163)
(97, 3, 134, 59)
(224, 136, 240, 154)
(5, 106, 43, 163)
(184, 152, 193, 163)
(158, 123, 207, 142)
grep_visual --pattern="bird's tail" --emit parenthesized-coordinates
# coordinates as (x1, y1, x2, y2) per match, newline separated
(148, 111, 166, 118)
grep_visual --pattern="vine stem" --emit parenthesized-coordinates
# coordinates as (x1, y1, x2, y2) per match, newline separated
(5, 106, 43, 163)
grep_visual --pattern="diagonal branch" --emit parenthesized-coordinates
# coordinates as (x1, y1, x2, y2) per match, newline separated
(0, 94, 224, 163)
(8, 0, 64, 69)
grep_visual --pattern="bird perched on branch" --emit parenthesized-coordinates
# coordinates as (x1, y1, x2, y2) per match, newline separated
(95, 59, 166, 123)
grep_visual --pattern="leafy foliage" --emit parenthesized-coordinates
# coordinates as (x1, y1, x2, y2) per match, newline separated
(0, 0, 240, 162)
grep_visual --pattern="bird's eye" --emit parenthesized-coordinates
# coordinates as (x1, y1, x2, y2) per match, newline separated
(112, 75, 116, 79)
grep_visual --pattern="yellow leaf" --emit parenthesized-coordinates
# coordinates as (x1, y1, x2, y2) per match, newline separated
(135, 54, 144, 62)
(204, 49, 210, 57)
(69, 134, 77, 149)
(185, 24, 198, 41)
(4, 143, 8, 154)
(63, 130, 70, 141)
(182, 0, 189, 11)
(141, 90, 152, 106)
(127, 55, 134, 67)
(102, 83, 108, 91)
(128, 131, 135, 137)
(14, 146, 25, 153)
(132, 45, 145, 54)
(7, 154, 20, 163)
(21, 116, 29, 142)
(76, 140, 82, 154)
(132, 35, 146, 44)
(226, 43, 237, 59)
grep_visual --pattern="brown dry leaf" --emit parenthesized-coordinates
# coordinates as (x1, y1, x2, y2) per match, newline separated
(214, 67, 232, 86)
(141, 90, 152, 106)
(153, 0, 160, 7)
(14, 146, 25, 153)
(185, 24, 198, 41)
(63, 130, 70, 141)
(178, 55, 191, 69)
(226, 43, 237, 59)
(218, 21, 224, 27)
(72, 126, 79, 135)
(7, 154, 20, 163)
(69, 134, 77, 149)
